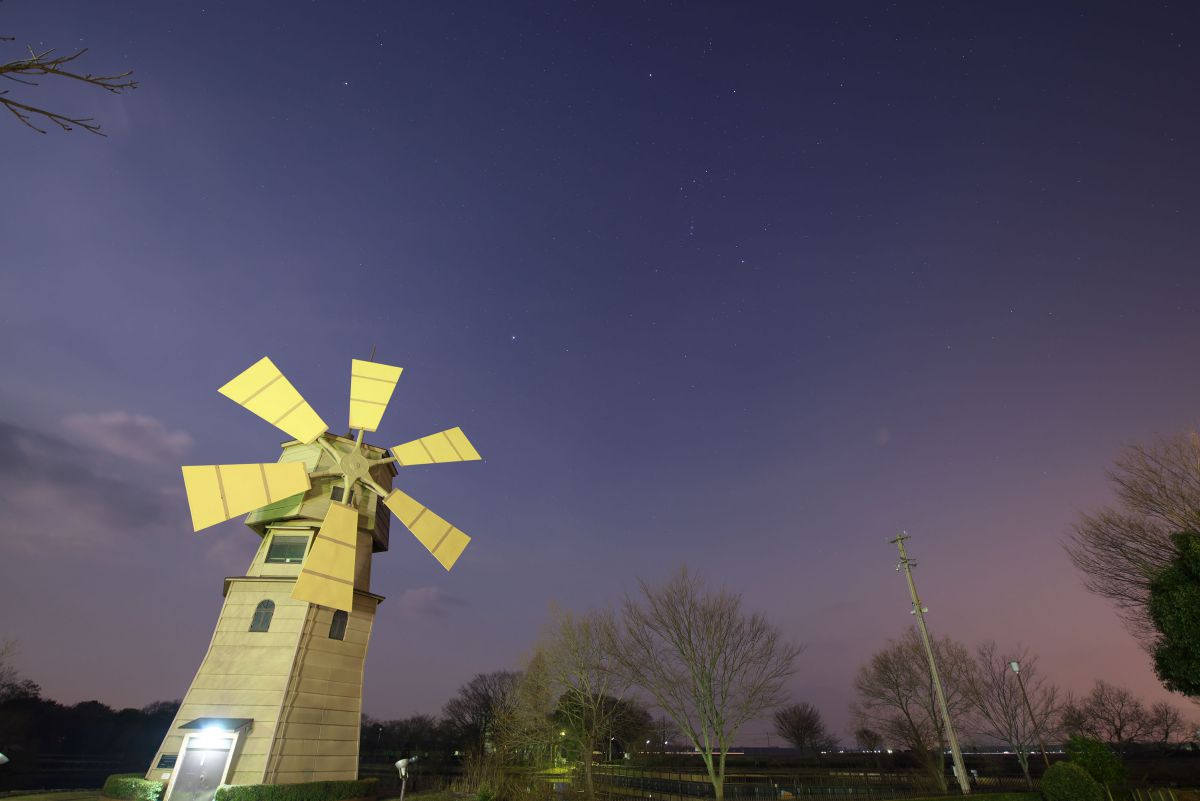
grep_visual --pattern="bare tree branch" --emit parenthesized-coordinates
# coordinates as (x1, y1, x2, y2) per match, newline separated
(1066, 431, 1200, 641)
(1, 40, 136, 135)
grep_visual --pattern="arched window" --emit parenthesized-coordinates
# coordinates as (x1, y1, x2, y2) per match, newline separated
(249, 600, 274, 632)
(329, 610, 348, 641)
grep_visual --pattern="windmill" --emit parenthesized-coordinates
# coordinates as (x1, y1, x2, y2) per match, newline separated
(147, 356, 483, 795)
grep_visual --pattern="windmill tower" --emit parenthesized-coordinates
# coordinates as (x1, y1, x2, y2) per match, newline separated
(146, 357, 481, 797)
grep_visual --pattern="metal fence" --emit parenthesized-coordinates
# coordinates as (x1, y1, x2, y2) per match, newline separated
(591, 765, 1046, 801)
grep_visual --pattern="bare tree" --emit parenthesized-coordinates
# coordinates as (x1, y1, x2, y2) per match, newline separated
(442, 670, 522, 756)
(1065, 681, 1152, 753)
(851, 628, 974, 793)
(1146, 701, 1186, 745)
(854, 727, 884, 770)
(854, 727, 883, 751)
(0, 639, 39, 703)
(2, 37, 136, 134)
(496, 651, 558, 767)
(774, 702, 837, 754)
(536, 609, 632, 800)
(0, 640, 17, 690)
(964, 642, 1060, 787)
(604, 568, 800, 801)
(1067, 432, 1200, 640)
(1060, 694, 1090, 738)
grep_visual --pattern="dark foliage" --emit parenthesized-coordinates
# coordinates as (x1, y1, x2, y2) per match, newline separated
(1067, 736, 1126, 787)
(360, 713, 459, 760)
(1148, 531, 1200, 697)
(1042, 762, 1103, 801)
(214, 778, 377, 801)
(101, 773, 164, 801)
(0, 684, 179, 774)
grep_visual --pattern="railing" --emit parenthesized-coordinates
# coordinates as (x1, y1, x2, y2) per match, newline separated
(591, 764, 1049, 801)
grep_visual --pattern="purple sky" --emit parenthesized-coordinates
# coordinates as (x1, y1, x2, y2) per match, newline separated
(1, 1, 1198, 744)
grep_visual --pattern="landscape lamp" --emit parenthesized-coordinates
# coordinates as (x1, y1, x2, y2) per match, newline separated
(396, 756, 419, 801)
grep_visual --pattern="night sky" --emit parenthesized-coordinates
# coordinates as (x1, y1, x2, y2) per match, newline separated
(2, 2, 1199, 744)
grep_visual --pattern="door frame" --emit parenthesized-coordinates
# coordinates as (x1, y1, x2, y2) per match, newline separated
(162, 726, 247, 801)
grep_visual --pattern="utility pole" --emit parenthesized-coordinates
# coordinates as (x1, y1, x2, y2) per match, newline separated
(1009, 661, 1051, 770)
(891, 533, 971, 795)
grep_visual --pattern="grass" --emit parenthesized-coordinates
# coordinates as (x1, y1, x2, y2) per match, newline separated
(0, 793, 101, 801)
(904, 795, 1040, 801)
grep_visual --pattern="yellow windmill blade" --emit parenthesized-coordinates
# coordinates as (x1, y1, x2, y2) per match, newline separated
(291, 502, 358, 613)
(182, 462, 311, 532)
(349, 359, 403, 433)
(218, 356, 328, 444)
(383, 488, 471, 570)
(390, 427, 482, 466)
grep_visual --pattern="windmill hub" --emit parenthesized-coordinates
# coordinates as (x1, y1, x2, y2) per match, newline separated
(340, 450, 370, 484)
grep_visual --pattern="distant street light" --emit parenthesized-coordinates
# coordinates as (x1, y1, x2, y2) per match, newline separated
(1009, 660, 1051, 769)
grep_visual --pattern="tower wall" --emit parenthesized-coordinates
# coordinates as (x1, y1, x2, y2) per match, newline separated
(146, 578, 309, 783)
(264, 592, 379, 782)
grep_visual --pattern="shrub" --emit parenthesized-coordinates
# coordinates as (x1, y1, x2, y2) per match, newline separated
(1043, 761, 1104, 801)
(102, 773, 165, 801)
(214, 778, 377, 801)
(1067, 735, 1126, 786)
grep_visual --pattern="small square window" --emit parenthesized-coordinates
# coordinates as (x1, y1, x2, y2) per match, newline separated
(266, 535, 309, 564)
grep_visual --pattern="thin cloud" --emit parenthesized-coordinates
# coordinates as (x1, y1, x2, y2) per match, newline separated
(394, 587, 467, 619)
(0, 421, 185, 550)
(61, 411, 194, 465)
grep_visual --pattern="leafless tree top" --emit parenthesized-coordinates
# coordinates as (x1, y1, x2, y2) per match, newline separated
(1066, 431, 1200, 639)
(1, 38, 136, 134)
(606, 567, 801, 757)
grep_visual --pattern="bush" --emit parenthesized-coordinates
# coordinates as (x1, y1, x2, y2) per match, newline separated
(215, 778, 377, 801)
(1067, 735, 1126, 786)
(102, 773, 165, 801)
(1043, 762, 1104, 801)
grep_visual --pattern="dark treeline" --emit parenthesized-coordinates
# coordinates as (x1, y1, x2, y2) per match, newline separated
(0, 679, 179, 789)
(359, 713, 463, 762)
